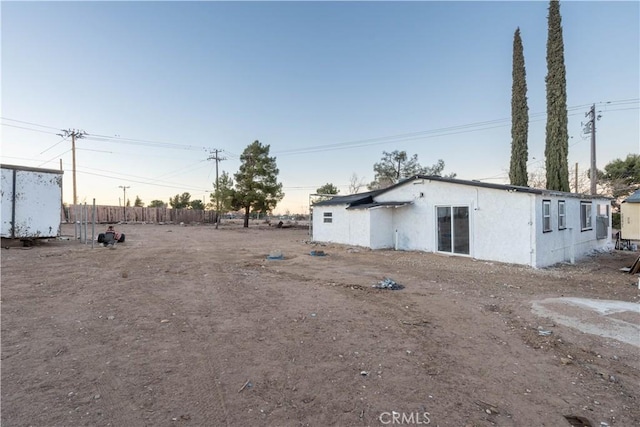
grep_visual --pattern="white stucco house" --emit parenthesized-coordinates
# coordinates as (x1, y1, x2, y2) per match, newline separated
(311, 175, 612, 268)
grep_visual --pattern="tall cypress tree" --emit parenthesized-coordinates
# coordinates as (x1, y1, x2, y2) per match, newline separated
(509, 27, 529, 187)
(544, 0, 570, 191)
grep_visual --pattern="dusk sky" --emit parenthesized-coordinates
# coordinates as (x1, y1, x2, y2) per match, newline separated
(2, 1, 638, 214)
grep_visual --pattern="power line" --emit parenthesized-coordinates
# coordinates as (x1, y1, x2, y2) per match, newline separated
(272, 102, 632, 157)
(76, 164, 207, 188)
(0, 117, 61, 130)
(76, 169, 211, 192)
(2, 97, 636, 156)
(38, 149, 72, 167)
(145, 160, 210, 183)
(84, 134, 208, 151)
(1, 123, 58, 135)
(39, 136, 68, 155)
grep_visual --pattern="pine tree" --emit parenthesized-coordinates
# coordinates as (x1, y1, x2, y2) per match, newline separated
(544, 0, 570, 191)
(233, 140, 284, 228)
(509, 27, 529, 187)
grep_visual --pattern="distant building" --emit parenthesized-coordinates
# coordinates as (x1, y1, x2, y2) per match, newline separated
(621, 189, 640, 241)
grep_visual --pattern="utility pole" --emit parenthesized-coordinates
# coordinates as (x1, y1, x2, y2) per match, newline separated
(57, 129, 87, 206)
(119, 185, 130, 222)
(207, 149, 226, 229)
(583, 105, 600, 195)
(60, 159, 65, 221)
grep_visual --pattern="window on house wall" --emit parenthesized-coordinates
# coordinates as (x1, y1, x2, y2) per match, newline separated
(580, 202, 592, 231)
(558, 200, 566, 230)
(323, 212, 333, 223)
(597, 204, 609, 217)
(543, 200, 552, 232)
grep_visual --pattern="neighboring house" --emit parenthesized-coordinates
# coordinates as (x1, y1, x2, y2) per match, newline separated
(620, 189, 640, 241)
(311, 175, 612, 268)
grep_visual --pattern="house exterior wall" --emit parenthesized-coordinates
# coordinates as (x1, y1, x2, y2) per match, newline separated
(1, 165, 63, 238)
(621, 202, 640, 240)
(532, 196, 611, 268)
(312, 178, 613, 268)
(376, 179, 534, 266)
(311, 205, 371, 247)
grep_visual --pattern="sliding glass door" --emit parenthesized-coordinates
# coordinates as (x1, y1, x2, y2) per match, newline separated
(437, 206, 469, 255)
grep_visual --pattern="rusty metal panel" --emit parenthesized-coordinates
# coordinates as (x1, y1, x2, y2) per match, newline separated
(1, 165, 63, 238)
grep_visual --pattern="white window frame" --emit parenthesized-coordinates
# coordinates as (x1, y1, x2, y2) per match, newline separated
(542, 200, 552, 232)
(580, 202, 592, 231)
(558, 200, 566, 230)
(323, 212, 333, 223)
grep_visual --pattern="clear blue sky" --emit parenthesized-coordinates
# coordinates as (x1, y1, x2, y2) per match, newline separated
(2, 1, 638, 214)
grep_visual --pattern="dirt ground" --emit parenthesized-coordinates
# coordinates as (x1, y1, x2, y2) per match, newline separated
(2, 222, 639, 427)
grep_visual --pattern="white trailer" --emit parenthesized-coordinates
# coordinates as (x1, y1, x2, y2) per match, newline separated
(1, 164, 63, 238)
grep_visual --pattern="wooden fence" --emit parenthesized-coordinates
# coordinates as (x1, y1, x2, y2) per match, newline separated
(64, 205, 218, 224)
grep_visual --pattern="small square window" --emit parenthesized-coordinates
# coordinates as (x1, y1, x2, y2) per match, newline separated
(323, 212, 333, 223)
(597, 204, 609, 217)
(542, 200, 552, 232)
(558, 200, 566, 230)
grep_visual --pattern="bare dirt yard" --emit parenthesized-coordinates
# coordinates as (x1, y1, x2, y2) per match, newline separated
(2, 222, 639, 427)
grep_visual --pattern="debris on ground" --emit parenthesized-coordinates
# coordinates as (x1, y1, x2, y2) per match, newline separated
(310, 250, 326, 256)
(238, 380, 252, 393)
(267, 250, 284, 260)
(474, 400, 500, 415)
(563, 414, 593, 426)
(627, 255, 640, 274)
(372, 278, 404, 290)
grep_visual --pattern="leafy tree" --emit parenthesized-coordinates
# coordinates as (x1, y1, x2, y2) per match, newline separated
(126, 199, 131, 207)
(368, 150, 455, 190)
(544, 0, 570, 191)
(134, 196, 144, 207)
(316, 183, 339, 195)
(315, 183, 339, 202)
(348, 173, 366, 194)
(190, 199, 205, 210)
(233, 140, 284, 228)
(149, 199, 166, 208)
(598, 154, 640, 201)
(509, 27, 529, 187)
(169, 192, 192, 209)
(210, 171, 235, 217)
